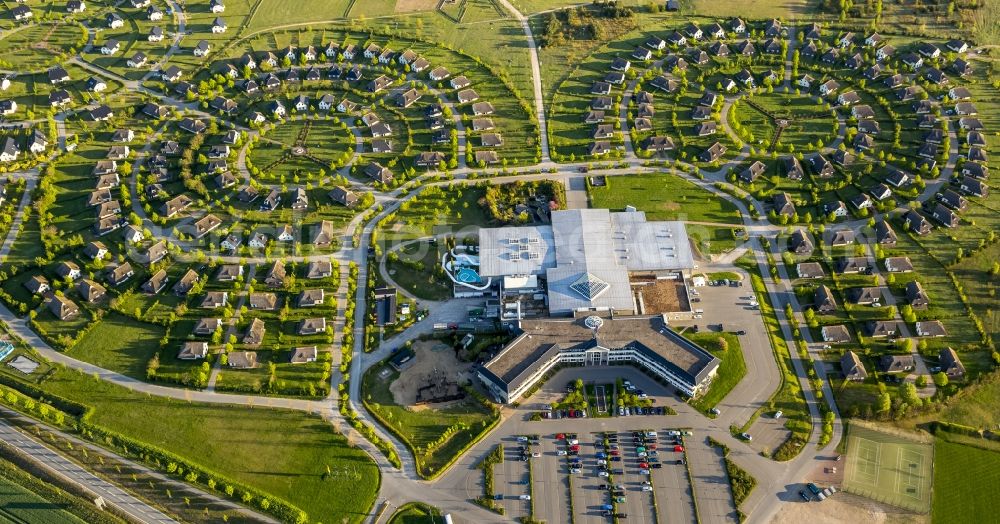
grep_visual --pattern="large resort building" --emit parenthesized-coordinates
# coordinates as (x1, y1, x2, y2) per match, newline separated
(478, 209, 695, 317)
(474, 209, 714, 404)
(477, 314, 720, 404)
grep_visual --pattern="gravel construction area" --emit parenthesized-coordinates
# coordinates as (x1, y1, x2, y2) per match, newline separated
(389, 340, 471, 406)
(772, 490, 928, 524)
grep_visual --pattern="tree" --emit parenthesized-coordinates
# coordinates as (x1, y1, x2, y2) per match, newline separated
(932, 372, 948, 388)
(877, 392, 891, 412)
(899, 382, 920, 407)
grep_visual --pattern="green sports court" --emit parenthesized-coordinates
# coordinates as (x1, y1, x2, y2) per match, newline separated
(842, 422, 934, 513)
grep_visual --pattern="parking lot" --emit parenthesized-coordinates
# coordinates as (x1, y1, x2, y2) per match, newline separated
(685, 435, 740, 523)
(492, 426, 709, 523)
(479, 364, 751, 523)
(533, 436, 571, 524)
(493, 441, 530, 519)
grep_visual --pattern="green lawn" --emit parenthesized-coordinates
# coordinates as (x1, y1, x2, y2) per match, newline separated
(67, 313, 166, 379)
(384, 242, 451, 301)
(36, 367, 379, 523)
(686, 225, 743, 256)
(248, 119, 354, 180)
(248, 0, 354, 30)
(363, 363, 498, 478)
(588, 173, 741, 224)
(0, 474, 86, 524)
(387, 502, 442, 524)
(688, 332, 747, 413)
(0, 22, 87, 71)
(381, 185, 489, 242)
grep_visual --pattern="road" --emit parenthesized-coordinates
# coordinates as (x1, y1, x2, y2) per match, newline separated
(0, 417, 178, 524)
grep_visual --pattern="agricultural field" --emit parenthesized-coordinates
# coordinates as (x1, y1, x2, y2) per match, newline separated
(933, 439, 1000, 522)
(247, 0, 355, 30)
(0, 474, 87, 524)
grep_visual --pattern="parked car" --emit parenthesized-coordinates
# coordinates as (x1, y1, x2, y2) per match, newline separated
(519, 494, 531, 500)
(710, 407, 721, 415)
(557, 450, 567, 456)
(799, 490, 811, 502)
(642, 485, 653, 492)
(741, 433, 753, 441)
(807, 483, 822, 495)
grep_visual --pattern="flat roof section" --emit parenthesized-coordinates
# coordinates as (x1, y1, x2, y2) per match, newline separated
(610, 212, 694, 271)
(478, 225, 556, 277)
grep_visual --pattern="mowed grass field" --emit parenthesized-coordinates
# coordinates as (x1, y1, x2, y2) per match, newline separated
(842, 423, 934, 513)
(688, 332, 746, 414)
(248, 0, 439, 30)
(932, 439, 1000, 523)
(248, 0, 353, 30)
(687, 0, 812, 19)
(67, 313, 166, 379)
(39, 368, 379, 522)
(0, 475, 86, 524)
(588, 173, 741, 224)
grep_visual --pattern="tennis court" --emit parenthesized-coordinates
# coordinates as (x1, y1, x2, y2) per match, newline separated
(843, 422, 933, 513)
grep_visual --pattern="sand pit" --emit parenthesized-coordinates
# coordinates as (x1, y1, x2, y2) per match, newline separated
(389, 339, 472, 407)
